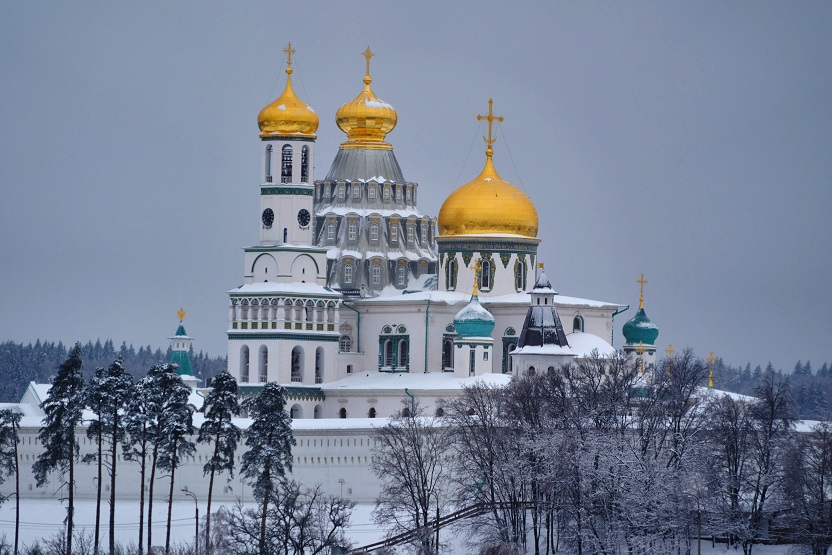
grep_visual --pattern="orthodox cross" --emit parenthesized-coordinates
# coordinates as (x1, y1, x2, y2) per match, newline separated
(362, 46, 374, 77)
(637, 273, 648, 310)
(473, 258, 482, 296)
(177, 307, 186, 322)
(665, 343, 675, 376)
(706, 351, 717, 388)
(283, 42, 296, 68)
(477, 98, 504, 153)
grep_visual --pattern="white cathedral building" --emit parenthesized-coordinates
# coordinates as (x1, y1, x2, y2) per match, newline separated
(4, 46, 665, 506)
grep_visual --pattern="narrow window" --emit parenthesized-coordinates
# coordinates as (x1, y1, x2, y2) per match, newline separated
(368, 407, 377, 418)
(397, 265, 406, 286)
(265, 145, 273, 183)
(327, 222, 335, 241)
(516, 261, 526, 291)
(344, 264, 353, 284)
(442, 339, 454, 370)
(346, 364, 353, 374)
(281, 145, 292, 183)
(348, 221, 357, 241)
(384, 186, 390, 200)
(339, 407, 347, 419)
(398, 339, 408, 367)
(469, 349, 476, 376)
(421, 221, 427, 243)
(353, 184, 361, 199)
(372, 264, 381, 285)
(324, 185, 331, 200)
(369, 185, 376, 200)
(370, 222, 379, 241)
(405, 186, 410, 202)
(391, 221, 398, 243)
(407, 223, 414, 244)
(384, 340, 393, 366)
(573, 316, 583, 333)
(338, 184, 345, 199)
(339, 335, 352, 352)
(447, 259, 457, 290)
(480, 260, 492, 290)
(301, 145, 309, 182)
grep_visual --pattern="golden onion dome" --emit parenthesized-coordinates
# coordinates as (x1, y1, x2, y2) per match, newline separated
(335, 47, 397, 150)
(438, 100, 538, 238)
(257, 45, 319, 138)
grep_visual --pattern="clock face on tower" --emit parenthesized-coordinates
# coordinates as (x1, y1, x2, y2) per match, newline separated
(297, 209, 311, 228)
(262, 208, 274, 229)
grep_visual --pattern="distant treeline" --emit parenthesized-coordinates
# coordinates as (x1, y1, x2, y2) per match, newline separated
(0, 339, 227, 402)
(713, 358, 831, 420)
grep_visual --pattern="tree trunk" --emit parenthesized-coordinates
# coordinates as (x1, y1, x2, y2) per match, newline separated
(13, 421, 19, 555)
(165, 438, 178, 555)
(260, 466, 271, 555)
(109, 421, 119, 555)
(148, 448, 158, 554)
(68, 452, 74, 555)
(138, 441, 147, 555)
(95, 433, 103, 555)
(206, 441, 217, 555)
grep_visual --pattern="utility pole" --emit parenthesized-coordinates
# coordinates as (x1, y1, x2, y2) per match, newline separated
(182, 487, 199, 555)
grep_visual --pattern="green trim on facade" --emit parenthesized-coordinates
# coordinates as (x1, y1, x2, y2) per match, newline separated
(261, 186, 314, 197)
(228, 332, 339, 342)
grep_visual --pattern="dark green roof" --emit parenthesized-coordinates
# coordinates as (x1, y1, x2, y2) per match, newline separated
(622, 308, 659, 346)
(170, 349, 194, 376)
(175, 324, 187, 337)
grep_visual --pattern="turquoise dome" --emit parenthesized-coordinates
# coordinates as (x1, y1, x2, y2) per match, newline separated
(453, 295, 495, 338)
(622, 308, 659, 346)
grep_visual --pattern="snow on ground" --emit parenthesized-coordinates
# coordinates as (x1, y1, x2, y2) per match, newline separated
(0, 499, 801, 554)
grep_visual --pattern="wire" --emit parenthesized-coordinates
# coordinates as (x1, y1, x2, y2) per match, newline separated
(454, 121, 484, 188)
(497, 122, 529, 194)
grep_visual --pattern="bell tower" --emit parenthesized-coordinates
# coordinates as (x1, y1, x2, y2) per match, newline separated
(257, 42, 318, 247)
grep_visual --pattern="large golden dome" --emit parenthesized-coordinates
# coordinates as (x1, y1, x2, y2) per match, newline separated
(438, 101, 538, 238)
(335, 47, 397, 150)
(257, 47, 319, 138)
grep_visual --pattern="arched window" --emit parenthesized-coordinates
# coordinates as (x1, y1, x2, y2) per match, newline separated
(343, 264, 353, 284)
(397, 265, 406, 286)
(442, 339, 454, 370)
(291, 346, 303, 383)
(407, 223, 414, 243)
(258, 345, 268, 383)
(281, 145, 293, 183)
(315, 347, 324, 384)
(353, 184, 361, 199)
(398, 339, 408, 367)
(372, 264, 381, 285)
(421, 220, 428, 243)
(515, 260, 527, 291)
(384, 340, 394, 367)
(240, 345, 250, 382)
(547, 366, 556, 375)
(290, 404, 302, 419)
(370, 222, 379, 241)
(338, 184, 345, 199)
(368, 407, 377, 418)
(528, 366, 536, 376)
(446, 259, 457, 290)
(435, 407, 445, 417)
(300, 146, 309, 182)
(339, 335, 352, 352)
(383, 186, 390, 200)
(327, 222, 336, 241)
(390, 221, 398, 243)
(348, 221, 357, 241)
(339, 407, 347, 419)
(313, 405, 322, 419)
(265, 145, 273, 183)
(469, 349, 476, 376)
(480, 260, 492, 290)
(369, 185, 376, 199)
(573, 316, 584, 333)
(401, 407, 411, 418)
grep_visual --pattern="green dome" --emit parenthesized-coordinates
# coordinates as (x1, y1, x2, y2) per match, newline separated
(622, 308, 659, 346)
(453, 295, 495, 338)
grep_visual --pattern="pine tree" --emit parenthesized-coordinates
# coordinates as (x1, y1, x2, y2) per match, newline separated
(156, 367, 195, 555)
(241, 383, 295, 555)
(84, 365, 107, 555)
(794, 360, 806, 377)
(33, 343, 86, 555)
(123, 370, 165, 555)
(0, 409, 22, 555)
(197, 371, 241, 555)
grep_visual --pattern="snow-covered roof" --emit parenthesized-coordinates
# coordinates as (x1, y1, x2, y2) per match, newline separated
(229, 282, 341, 297)
(566, 332, 617, 358)
(317, 207, 425, 219)
(512, 345, 576, 356)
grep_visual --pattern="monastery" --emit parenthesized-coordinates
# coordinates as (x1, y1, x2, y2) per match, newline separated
(3, 45, 663, 504)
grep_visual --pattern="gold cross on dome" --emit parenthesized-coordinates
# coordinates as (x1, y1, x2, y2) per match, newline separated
(362, 46, 374, 76)
(637, 273, 648, 309)
(634, 341, 646, 355)
(706, 351, 717, 388)
(477, 98, 504, 153)
(283, 42, 296, 68)
(706, 351, 717, 367)
(665, 343, 675, 357)
(177, 307, 186, 322)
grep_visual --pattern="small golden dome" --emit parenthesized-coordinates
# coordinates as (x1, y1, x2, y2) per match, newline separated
(438, 100, 538, 238)
(335, 47, 397, 151)
(257, 46, 318, 138)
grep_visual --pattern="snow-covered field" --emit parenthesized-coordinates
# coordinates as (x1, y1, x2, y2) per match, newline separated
(0, 499, 801, 554)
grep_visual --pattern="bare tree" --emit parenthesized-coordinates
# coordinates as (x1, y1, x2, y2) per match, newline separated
(372, 403, 451, 554)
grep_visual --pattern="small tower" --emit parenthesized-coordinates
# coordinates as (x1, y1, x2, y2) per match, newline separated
(622, 273, 660, 374)
(452, 261, 496, 378)
(511, 270, 575, 375)
(169, 308, 197, 387)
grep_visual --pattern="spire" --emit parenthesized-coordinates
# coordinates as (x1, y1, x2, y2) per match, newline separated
(707, 351, 717, 388)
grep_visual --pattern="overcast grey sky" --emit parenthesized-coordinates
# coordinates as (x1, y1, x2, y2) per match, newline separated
(1, 2, 830, 372)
